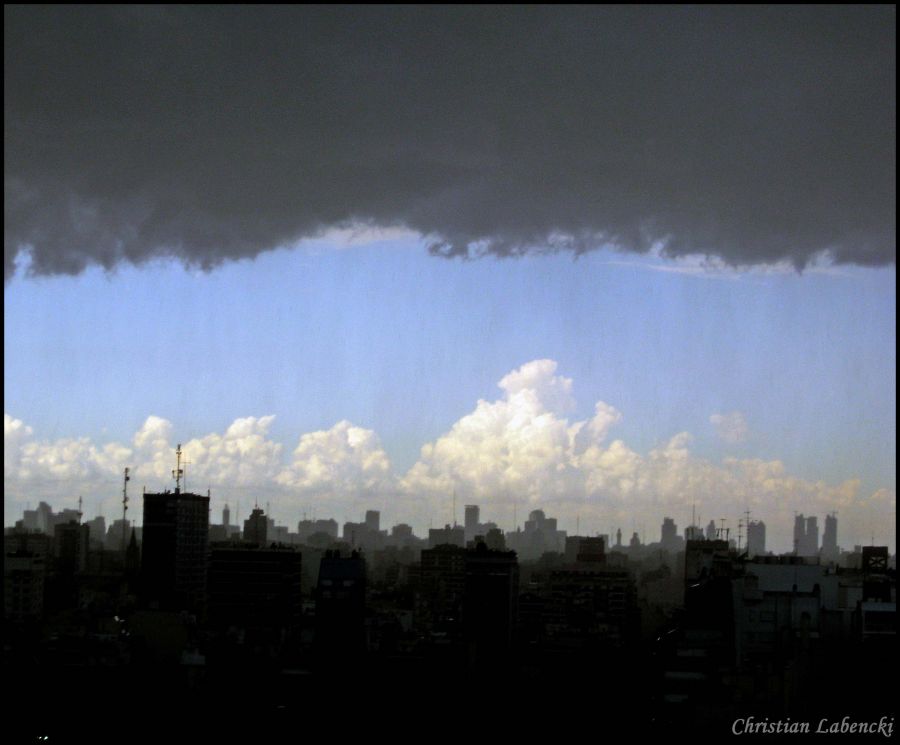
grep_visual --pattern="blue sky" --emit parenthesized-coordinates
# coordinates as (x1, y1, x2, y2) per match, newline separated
(4, 238, 896, 551)
(5, 7, 895, 553)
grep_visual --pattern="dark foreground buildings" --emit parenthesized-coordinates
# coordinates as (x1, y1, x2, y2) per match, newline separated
(3, 498, 895, 739)
(140, 488, 209, 614)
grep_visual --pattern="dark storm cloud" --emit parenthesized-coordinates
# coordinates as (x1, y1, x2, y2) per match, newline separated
(4, 5, 895, 279)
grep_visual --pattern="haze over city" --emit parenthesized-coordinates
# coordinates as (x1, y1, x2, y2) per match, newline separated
(5, 5, 895, 553)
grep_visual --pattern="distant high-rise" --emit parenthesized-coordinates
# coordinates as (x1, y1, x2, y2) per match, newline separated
(84, 515, 106, 549)
(244, 507, 268, 546)
(222, 504, 230, 527)
(428, 523, 465, 548)
(793, 514, 819, 556)
(805, 516, 819, 556)
(821, 514, 839, 562)
(465, 505, 480, 532)
(660, 517, 682, 551)
(365, 510, 380, 533)
(685, 524, 704, 541)
(746, 520, 766, 557)
(141, 488, 209, 613)
(705, 520, 717, 541)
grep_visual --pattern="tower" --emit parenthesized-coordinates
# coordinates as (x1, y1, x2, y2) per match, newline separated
(747, 520, 766, 557)
(805, 516, 819, 556)
(822, 513, 838, 562)
(244, 507, 268, 546)
(464, 504, 480, 540)
(793, 513, 806, 555)
(140, 446, 209, 613)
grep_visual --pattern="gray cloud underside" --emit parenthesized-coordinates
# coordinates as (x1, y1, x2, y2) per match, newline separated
(4, 6, 895, 279)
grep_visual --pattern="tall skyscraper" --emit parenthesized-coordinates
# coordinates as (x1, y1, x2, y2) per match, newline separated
(821, 514, 839, 562)
(661, 517, 679, 550)
(141, 488, 210, 613)
(463, 541, 519, 668)
(244, 507, 268, 546)
(805, 516, 819, 556)
(746, 520, 766, 557)
(464, 504, 480, 540)
(793, 514, 819, 557)
(315, 550, 366, 668)
(793, 514, 806, 555)
(365, 510, 380, 532)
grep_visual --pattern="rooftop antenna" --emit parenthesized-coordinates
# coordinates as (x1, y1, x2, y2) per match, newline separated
(452, 489, 456, 528)
(121, 468, 130, 554)
(172, 444, 184, 493)
(77, 496, 83, 523)
(576, 514, 580, 536)
(692, 503, 696, 528)
(181, 456, 192, 493)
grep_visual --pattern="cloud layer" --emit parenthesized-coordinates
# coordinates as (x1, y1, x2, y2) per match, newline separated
(5, 6, 895, 280)
(5, 361, 894, 551)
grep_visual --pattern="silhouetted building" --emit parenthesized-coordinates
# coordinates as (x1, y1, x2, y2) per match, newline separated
(315, 550, 367, 665)
(483, 527, 506, 551)
(244, 507, 268, 546)
(5, 530, 52, 558)
(542, 549, 638, 654)
(416, 544, 467, 633)
(464, 505, 480, 539)
(793, 513, 819, 557)
(806, 516, 819, 555)
(208, 542, 303, 644)
(746, 520, 766, 557)
(661, 517, 678, 551)
(391, 523, 413, 541)
(428, 524, 465, 548)
(365, 510, 380, 532)
(297, 518, 339, 545)
(685, 524, 704, 541)
(506, 509, 566, 560)
(821, 514, 838, 563)
(342, 511, 388, 551)
(576, 536, 606, 563)
(141, 489, 209, 613)
(53, 520, 90, 574)
(705, 520, 717, 541)
(84, 515, 106, 549)
(4, 550, 46, 623)
(106, 518, 131, 552)
(463, 541, 519, 667)
(20, 502, 54, 533)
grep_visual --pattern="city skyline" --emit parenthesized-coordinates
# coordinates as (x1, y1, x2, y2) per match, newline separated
(4, 6, 896, 555)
